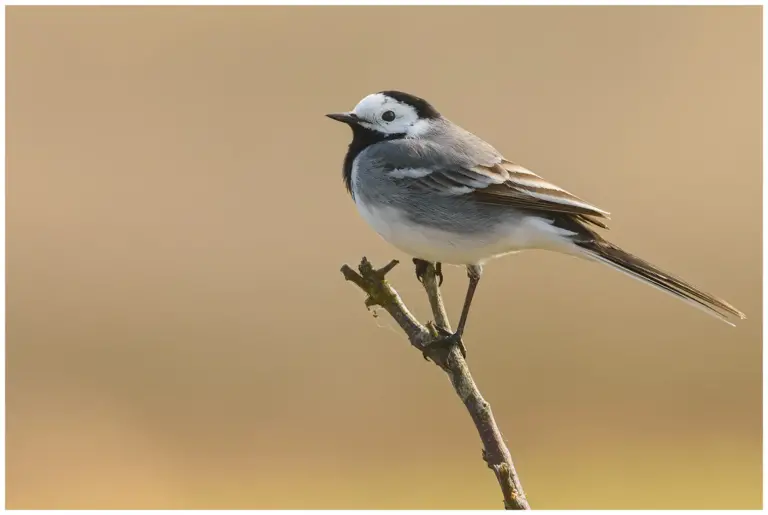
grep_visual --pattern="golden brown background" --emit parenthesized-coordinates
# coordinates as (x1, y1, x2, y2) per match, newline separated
(6, 5, 762, 510)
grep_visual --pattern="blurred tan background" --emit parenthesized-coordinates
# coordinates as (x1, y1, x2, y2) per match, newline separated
(6, 6, 762, 510)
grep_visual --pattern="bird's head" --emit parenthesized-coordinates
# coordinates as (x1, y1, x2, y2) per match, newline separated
(326, 90, 442, 138)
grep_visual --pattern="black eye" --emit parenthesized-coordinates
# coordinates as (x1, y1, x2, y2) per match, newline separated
(381, 110, 396, 122)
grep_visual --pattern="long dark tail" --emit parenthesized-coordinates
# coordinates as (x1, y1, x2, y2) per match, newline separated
(575, 239, 746, 325)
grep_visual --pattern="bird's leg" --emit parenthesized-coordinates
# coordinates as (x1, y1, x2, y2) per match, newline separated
(422, 264, 483, 360)
(412, 258, 444, 286)
(454, 264, 482, 338)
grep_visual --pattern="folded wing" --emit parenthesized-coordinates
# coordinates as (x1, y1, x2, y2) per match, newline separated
(391, 158, 611, 229)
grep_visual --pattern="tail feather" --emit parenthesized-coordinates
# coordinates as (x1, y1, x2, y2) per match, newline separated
(575, 240, 746, 325)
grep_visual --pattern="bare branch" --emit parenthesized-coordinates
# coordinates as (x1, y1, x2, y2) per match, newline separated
(340, 258, 428, 343)
(341, 258, 530, 510)
(419, 262, 451, 332)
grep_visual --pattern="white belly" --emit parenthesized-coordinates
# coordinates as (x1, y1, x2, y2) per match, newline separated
(354, 199, 575, 265)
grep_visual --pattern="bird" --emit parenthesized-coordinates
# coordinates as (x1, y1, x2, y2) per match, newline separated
(326, 90, 746, 357)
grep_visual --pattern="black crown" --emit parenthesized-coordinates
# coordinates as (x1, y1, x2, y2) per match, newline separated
(378, 90, 441, 119)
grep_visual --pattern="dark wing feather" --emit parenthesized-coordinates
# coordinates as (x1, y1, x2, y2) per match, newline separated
(470, 161, 610, 220)
(392, 158, 610, 229)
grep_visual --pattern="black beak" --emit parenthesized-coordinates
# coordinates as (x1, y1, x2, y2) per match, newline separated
(326, 112, 362, 125)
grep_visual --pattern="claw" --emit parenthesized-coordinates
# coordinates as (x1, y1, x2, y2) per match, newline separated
(435, 262, 444, 286)
(413, 258, 429, 284)
(413, 259, 444, 287)
(422, 326, 467, 360)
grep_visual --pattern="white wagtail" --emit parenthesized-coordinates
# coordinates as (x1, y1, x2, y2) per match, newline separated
(327, 90, 746, 356)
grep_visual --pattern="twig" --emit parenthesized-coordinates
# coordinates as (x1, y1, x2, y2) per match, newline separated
(340, 257, 530, 510)
(419, 262, 451, 332)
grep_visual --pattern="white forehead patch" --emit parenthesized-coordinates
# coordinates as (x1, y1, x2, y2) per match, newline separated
(350, 93, 429, 137)
(352, 93, 400, 117)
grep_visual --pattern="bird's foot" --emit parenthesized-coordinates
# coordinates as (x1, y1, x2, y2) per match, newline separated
(422, 325, 467, 361)
(413, 258, 443, 286)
